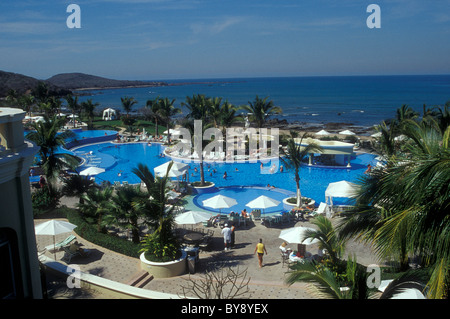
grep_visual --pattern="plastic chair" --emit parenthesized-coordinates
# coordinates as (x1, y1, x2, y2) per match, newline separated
(45, 234, 76, 252)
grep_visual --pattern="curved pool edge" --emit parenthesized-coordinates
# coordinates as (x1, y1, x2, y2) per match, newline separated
(65, 130, 119, 149)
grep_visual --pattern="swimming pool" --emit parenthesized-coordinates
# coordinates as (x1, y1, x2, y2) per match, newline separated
(73, 141, 377, 205)
(24, 129, 119, 156)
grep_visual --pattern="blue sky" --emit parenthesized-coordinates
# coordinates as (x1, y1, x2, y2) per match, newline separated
(1, 0, 449, 80)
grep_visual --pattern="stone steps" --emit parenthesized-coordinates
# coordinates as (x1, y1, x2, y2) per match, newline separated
(126, 270, 153, 288)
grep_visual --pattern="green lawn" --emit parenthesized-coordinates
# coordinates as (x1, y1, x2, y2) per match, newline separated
(90, 116, 160, 135)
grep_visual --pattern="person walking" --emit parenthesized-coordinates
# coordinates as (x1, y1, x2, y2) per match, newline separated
(254, 238, 268, 268)
(221, 224, 232, 251)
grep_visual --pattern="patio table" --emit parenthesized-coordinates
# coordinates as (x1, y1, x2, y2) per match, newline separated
(183, 232, 204, 245)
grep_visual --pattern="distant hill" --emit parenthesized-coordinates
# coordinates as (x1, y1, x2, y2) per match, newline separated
(46, 73, 167, 90)
(0, 70, 68, 98)
(0, 70, 168, 98)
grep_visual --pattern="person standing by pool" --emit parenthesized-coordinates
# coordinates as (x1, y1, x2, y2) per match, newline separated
(254, 239, 268, 268)
(221, 224, 232, 251)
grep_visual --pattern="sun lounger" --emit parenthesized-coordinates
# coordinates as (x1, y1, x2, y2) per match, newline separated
(45, 234, 76, 252)
(61, 246, 81, 263)
(61, 245, 90, 263)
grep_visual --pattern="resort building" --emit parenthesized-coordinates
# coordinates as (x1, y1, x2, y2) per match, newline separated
(294, 138, 355, 167)
(0, 107, 42, 299)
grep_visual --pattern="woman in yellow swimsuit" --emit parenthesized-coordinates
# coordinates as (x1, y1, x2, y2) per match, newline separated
(254, 239, 268, 268)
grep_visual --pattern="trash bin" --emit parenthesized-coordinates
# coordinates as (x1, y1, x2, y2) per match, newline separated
(185, 247, 199, 262)
(187, 256, 196, 274)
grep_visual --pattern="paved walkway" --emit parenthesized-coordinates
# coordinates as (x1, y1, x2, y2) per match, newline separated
(35, 196, 381, 299)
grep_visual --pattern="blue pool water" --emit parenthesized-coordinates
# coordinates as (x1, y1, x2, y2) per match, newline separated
(72, 142, 377, 205)
(65, 129, 118, 141)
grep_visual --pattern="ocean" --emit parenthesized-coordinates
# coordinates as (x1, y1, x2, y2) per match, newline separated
(76, 75, 450, 129)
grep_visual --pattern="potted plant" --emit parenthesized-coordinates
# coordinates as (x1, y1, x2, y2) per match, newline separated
(134, 162, 187, 277)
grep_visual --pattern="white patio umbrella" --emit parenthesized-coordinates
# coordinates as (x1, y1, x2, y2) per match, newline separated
(202, 194, 237, 213)
(279, 226, 320, 245)
(175, 210, 214, 225)
(79, 166, 105, 176)
(154, 161, 188, 178)
(163, 129, 181, 135)
(325, 180, 358, 206)
(34, 220, 77, 260)
(245, 195, 280, 214)
(371, 132, 382, 138)
(339, 129, 356, 135)
(391, 288, 426, 299)
(315, 130, 331, 136)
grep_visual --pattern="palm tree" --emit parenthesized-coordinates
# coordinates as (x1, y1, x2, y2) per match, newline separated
(146, 96, 162, 137)
(157, 97, 181, 146)
(78, 187, 114, 233)
(305, 215, 346, 265)
(209, 96, 223, 128)
(81, 99, 100, 129)
(181, 94, 217, 185)
(25, 115, 79, 193)
(5, 89, 19, 104)
(285, 256, 372, 299)
(17, 94, 35, 117)
(109, 184, 147, 243)
(61, 174, 97, 204)
(395, 104, 419, 124)
(280, 134, 322, 206)
(182, 94, 211, 121)
(218, 100, 243, 136)
(131, 163, 155, 194)
(137, 162, 181, 260)
(241, 95, 282, 129)
(65, 94, 81, 127)
(32, 82, 50, 104)
(339, 116, 450, 298)
(371, 121, 398, 159)
(121, 96, 138, 117)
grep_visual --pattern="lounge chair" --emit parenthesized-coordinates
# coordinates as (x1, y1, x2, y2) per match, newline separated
(45, 234, 76, 252)
(280, 249, 292, 267)
(61, 246, 81, 263)
(61, 245, 90, 263)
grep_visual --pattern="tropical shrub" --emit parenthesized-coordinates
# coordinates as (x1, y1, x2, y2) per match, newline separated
(140, 232, 181, 262)
(32, 187, 60, 214)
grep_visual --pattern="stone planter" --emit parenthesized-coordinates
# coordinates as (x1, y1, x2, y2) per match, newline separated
(140, 250, 187, 278)
(283, 197, 316, 210)
(189, 182, 217, 194)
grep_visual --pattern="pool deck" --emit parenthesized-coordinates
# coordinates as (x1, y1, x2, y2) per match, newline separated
(35, 195, 382, 299)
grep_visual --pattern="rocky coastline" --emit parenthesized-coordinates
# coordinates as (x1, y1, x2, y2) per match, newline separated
(263, 118, 375, 136)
